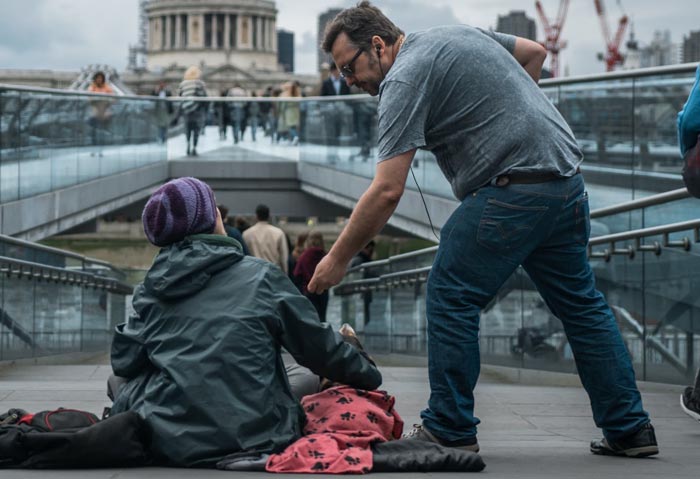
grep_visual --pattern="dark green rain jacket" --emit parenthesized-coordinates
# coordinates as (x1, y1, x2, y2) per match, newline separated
(110, 234, 381, 467)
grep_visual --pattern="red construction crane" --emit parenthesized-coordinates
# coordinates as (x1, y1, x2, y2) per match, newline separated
(594, 0, 629, 71)
(535, 0, 570, 78)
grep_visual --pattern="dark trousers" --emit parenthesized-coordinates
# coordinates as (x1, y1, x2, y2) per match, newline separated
(421, 174, 650, 443)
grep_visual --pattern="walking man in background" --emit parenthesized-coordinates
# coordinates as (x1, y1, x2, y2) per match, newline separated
(243, 204, 289, 273)
(308, 1, 657, 458)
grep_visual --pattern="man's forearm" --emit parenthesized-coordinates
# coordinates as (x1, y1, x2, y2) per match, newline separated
(327, 181, 400, 266)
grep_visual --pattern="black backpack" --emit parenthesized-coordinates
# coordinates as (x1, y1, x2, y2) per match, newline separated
(0, 408, 150, 468)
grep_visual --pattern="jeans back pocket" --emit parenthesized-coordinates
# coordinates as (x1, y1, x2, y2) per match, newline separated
(477, 198, 549, 254)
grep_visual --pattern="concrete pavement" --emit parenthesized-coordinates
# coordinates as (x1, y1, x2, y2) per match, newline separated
(0, 357, 697, 478)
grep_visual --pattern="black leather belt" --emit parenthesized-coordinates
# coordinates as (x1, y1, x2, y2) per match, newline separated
(493, 167, 580, 186)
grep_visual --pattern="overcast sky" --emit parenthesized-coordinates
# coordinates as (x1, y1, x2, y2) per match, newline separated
(0, 0, 697, 77)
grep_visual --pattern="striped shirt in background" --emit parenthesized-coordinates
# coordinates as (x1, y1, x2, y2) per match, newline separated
(178, 79, 207, 114)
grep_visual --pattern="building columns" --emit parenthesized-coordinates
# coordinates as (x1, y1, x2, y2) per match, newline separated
(175, 15, 182, 49)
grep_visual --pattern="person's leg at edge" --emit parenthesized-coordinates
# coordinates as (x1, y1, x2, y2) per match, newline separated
(520, 175, 650, 442)
(184, 122, 192, 155)
(284, 361, 320, 400)
(691, 368, 700, 400)
(421, 187, 536, 443)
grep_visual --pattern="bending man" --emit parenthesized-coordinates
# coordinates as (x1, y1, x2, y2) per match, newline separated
(308, 1, 656, 458)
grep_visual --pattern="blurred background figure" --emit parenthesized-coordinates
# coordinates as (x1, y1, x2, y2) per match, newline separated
(151, 80, 172, 144)
(350, 240, 376, 325)
(246, 92, 261, 142)
(289, 232, 309, 291)
(227, 84, 247, 144)
(243, 204, 289, 273)
(217, 88, 231, 140)
(321, 63, 350, 96)
(277, 81, 300, 144)
(217, 204, 249, 255)
(87, 71, 114, 156)
(178, 66, 207, 156)
(294, 231, 329, 322)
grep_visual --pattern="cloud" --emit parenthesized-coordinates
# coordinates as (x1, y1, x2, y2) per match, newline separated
(375, 0, 462, 33)
(0, 0, 697, 76)
(0, 0, 138, 71)
(296, 31, 317, 54)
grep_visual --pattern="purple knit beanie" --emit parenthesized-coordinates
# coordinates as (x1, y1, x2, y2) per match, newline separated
(142, 177, 217, 246)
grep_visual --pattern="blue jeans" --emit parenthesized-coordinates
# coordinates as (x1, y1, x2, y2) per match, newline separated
(421, 174, 650, 442)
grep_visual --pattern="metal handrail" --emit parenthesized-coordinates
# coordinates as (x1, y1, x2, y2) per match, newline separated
(346, 187, 697, 274)
(0, 83, 157, 102)
(0, 83, 374, 104)
(540, 62, 698, 86)
(589, 219, 700, 246)
(335, 219, 700, 295)
(0, 256, 133, 294)
(2, 62, 696, 99)
(0, 234, 123, 277)
(590, 188, 692, 219)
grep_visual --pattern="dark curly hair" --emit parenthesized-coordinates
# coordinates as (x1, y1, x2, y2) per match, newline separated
(321, 1, 404, 53)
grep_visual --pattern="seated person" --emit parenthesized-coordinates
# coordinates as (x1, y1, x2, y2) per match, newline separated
(108, 177, 381, 468)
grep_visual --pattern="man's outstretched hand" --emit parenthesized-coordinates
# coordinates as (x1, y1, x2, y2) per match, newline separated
(308, 255, 346, 294)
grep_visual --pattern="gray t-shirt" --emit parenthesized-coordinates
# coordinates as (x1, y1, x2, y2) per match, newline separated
(377, 25, 583, 200)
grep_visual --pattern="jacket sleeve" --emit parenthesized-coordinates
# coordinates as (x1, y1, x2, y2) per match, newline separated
(111, 313, 151, 378)
(264, 265, 382, 390)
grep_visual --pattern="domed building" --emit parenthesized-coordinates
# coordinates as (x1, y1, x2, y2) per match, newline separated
(0, 0, 318, 95)
(146, 0, 278, 72)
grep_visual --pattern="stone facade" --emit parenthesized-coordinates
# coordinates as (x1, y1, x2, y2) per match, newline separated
(146, 0, 278, 72)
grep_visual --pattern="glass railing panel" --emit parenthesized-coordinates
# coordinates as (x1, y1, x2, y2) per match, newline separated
(588, 243, 646, 378)
(81, 288, 110, 352)
(480, 268, 525, 369)
(108, 292, 127, 331)
(2, 240, 36, 263)
(50, 95, 82, 191)
(0, 90, 21, 203)
(1, 275, 36, 360)
(639, 246, 699, 384)
(34, 281, 82, 355)
(362, 289, 391, 354)
(0, 87, 168, 203)
(591, 205, 644, 237)
(389, 283, 427, 356)
(633, 74, 694, 178)
(558, 79, 636, 206)
(641, 196, 699, 229)
(299, 97, 376, 175)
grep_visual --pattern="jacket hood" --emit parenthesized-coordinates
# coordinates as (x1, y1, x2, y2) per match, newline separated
(142, 234, 243, 301)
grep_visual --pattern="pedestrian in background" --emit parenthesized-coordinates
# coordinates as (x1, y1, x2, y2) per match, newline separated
(178, 66, 207, 156)
(294, 231, 329, 322)
(151, 80, 173, 144)
(88, 71, 114, 156)
(217, 204, 249, 255)
(242, 204, 289, 273)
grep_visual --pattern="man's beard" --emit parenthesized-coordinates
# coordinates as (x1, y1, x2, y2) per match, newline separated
(357, 80, 381, 96)
(358, 57, 381, 96)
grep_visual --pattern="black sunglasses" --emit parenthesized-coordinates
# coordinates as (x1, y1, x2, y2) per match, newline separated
(339, 48, 364, 79)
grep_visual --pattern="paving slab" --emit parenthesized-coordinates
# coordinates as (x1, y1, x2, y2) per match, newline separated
(0, 358, 697, 478)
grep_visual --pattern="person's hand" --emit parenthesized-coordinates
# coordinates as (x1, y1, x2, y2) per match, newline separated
(308, 255, 346, 294)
